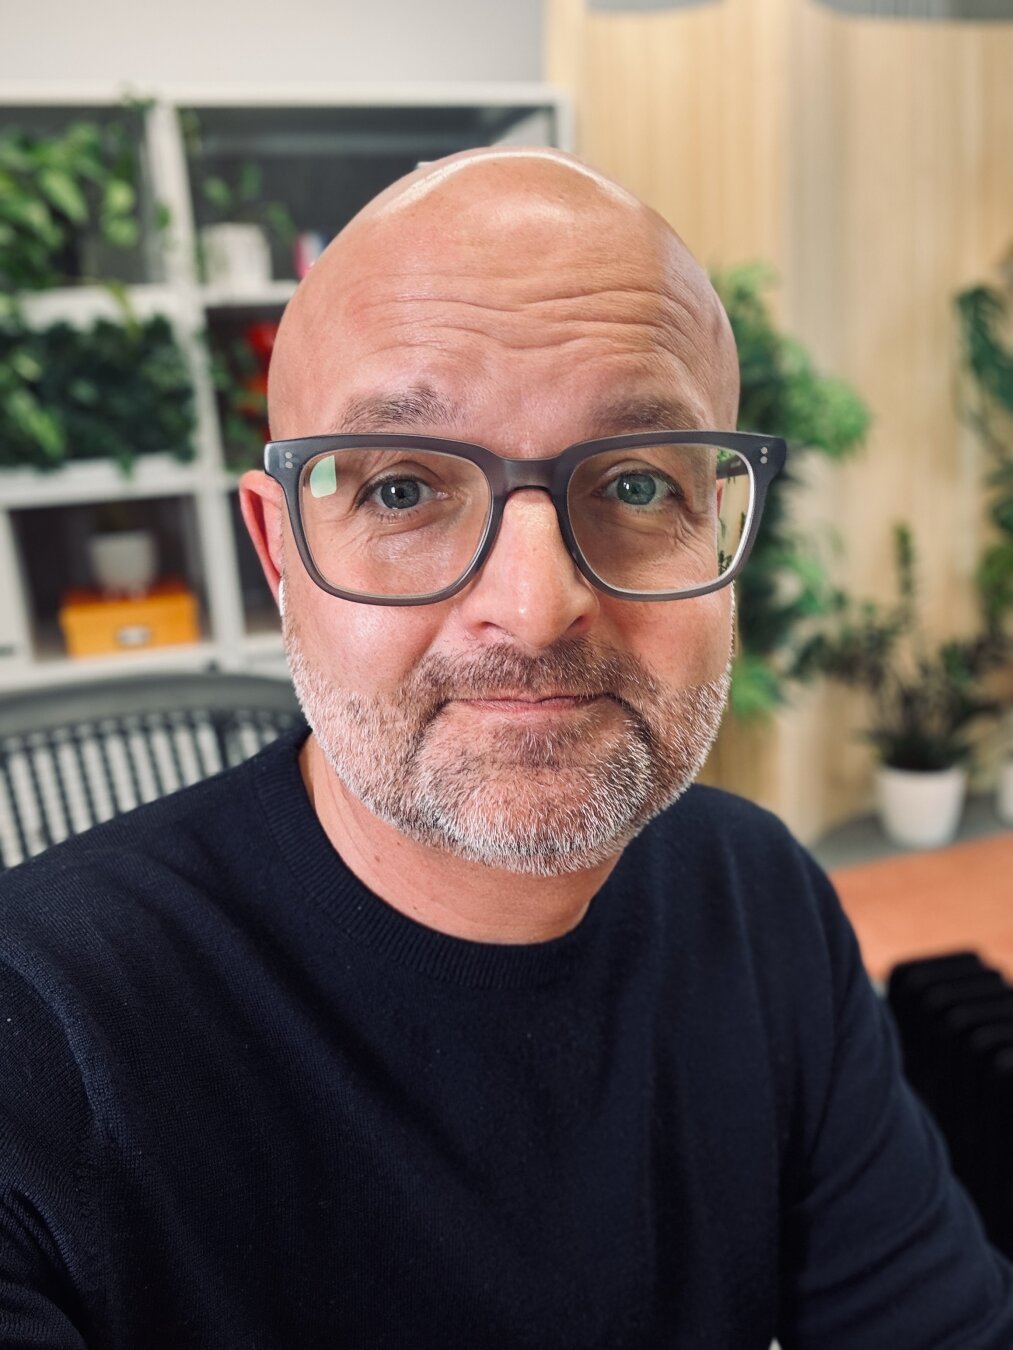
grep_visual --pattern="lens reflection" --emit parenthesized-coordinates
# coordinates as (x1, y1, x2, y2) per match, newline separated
(299, 448, 492, 599)
(568, 444, 751, 593)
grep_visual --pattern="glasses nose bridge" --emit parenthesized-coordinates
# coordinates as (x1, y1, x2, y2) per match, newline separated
(483, 453, 577, 573)
(497, 454, 560, 496)
(493, 453, 570, 539)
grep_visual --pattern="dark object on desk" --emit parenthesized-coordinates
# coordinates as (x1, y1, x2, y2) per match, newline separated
(0, 671, 303, 871)
(887, 952, 1013, 1259)
(888, 951, 987, 1013)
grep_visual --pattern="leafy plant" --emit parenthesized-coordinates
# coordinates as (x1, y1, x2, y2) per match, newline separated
(180, 111, 295, 270)
(955, 262, 1013, 761)
(209, 330, 270, 471)
(0, 310, 196, 475)
(711, 263, 872, 718)
(796, 524, 996, 771)
(200, 161, 295, 249)
(955, 272, 1013, 639)
(0, 114, 151, 293)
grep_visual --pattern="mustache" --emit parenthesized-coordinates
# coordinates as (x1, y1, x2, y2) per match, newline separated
(398, 640, 664, 715)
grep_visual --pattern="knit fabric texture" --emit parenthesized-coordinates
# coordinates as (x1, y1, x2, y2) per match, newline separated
(1, 726, 1011, 1348)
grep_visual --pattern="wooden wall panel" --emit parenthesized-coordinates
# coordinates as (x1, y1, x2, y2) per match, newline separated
(546, 0, 1013, 842)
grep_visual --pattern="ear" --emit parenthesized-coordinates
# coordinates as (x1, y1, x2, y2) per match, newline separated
(238, 470, 286, 605)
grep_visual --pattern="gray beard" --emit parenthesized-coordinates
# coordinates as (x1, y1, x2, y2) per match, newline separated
(284, 610, 729, 876)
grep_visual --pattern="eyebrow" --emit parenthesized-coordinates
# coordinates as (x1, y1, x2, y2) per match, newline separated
(585, 397, 710, 436)
(328, 387, 462, 435)
(326, 388, 710, 441)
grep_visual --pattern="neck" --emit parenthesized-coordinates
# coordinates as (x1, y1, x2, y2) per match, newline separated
(299, 735, 619, 944)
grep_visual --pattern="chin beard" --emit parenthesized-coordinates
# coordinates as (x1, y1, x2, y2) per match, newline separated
(283, 610, 729, 876)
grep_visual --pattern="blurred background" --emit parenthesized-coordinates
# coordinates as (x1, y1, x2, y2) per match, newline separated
(2, 0, 1013, 1272)
(0, 0, 1010, 868)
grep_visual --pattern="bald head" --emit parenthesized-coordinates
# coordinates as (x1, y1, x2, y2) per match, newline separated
(268, 147, 739, 442)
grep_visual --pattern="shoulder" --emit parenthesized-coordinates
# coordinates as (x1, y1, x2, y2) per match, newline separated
(0, 727, 305, 994)
(635, 781, 822, 899)
(625, 782, 852, 1018)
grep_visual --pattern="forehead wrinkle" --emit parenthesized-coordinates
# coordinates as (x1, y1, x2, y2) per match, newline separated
(343, 289, 706, 361)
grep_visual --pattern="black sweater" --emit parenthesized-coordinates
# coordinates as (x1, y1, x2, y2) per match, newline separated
(1, 727, 1011, 1348)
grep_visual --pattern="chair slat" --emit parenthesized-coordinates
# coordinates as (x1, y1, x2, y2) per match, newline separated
(0, 674, 302, 871)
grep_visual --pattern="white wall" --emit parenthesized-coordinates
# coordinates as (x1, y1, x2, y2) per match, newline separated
(0, 0, 545, 87)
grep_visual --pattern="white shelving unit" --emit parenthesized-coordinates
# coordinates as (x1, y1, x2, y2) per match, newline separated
(0, 83, 570, 693)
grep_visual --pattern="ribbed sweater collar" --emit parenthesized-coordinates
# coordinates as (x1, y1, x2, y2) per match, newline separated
(251, 727, 618, 991)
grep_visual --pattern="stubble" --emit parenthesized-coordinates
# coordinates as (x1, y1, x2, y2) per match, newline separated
(284, 610, 729, 876)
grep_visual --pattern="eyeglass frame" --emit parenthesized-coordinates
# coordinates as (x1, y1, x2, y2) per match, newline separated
(263, 429, 787, 606)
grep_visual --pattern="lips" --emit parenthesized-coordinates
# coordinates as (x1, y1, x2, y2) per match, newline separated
(453, 693, 602, 712)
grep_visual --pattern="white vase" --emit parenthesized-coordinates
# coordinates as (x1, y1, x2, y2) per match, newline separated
(875, 764, 967, 850)
(997, 757, 1013, 827)
(200, 223, 272, 291)
(88, 529, 158, 597)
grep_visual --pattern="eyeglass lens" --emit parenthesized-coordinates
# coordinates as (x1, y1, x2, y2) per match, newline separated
(298, 442, 752, 600)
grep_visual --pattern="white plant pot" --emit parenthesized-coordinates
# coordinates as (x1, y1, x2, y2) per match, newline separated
(88, 529, 158, 597)
(997, 757, 1013, 826)
(200, 223, 272, 290)
(875, 764, 967, 850)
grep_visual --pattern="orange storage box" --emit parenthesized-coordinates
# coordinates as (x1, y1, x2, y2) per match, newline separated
(58, 580, 200, 658)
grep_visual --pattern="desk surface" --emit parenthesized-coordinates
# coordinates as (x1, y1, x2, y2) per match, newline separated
(831, 832, 1013, 983)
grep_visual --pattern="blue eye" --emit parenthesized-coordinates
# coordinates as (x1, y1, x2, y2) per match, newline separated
(378, 479, 421, 509)
(364, 477, 438, 511)
(603, 469, 679, 507)
(614, 472, 657, 505)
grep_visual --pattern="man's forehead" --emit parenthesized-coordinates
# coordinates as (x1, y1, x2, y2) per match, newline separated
(328, 386, 712, 439)
(269, 149, 740, 437)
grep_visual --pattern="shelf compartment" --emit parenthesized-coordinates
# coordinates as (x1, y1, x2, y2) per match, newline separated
(0, 454, 202, 510)
(17, 284, 181, 329)
(200, 280, 297, 311)
(180, 98, 559, 285)
(0, 638, 222, 690)
(10, 495, 210, 667)
(0, 102, 166, 287)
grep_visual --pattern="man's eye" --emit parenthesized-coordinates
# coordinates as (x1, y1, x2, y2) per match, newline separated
(363, 477, 435, 510)
(602, 469, 680, 507)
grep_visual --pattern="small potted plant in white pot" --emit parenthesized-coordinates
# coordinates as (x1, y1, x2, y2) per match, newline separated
(801, 524, 997, 849)
(196, 163, 295, 292)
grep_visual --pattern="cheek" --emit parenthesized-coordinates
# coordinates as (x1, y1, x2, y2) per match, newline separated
(608, 589, 732, 687)
(289, 574, 447, 694)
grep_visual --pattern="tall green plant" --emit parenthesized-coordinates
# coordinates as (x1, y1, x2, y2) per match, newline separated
(0, 115, 147, 294)
(955, 274, 1013, 639)
(711, 263, 872, 718)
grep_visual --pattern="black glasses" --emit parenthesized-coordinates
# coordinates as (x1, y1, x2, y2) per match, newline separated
(263, 430, 787, 605)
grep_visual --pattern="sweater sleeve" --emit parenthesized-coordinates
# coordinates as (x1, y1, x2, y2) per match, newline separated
(0, 959, 98, 1348)
(776, 859, 1013, 1349)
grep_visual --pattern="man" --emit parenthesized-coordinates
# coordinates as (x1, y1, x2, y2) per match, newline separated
(1, 148, 1011, 1348)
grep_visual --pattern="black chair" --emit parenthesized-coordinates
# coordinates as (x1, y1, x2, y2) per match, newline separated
(887, 952, 1013, 1259)
(0, 672, 304, 871)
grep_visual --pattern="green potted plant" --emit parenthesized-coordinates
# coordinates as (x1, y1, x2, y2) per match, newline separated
(798, 524, 995, 847)
(0, 112, 151, 295)
(0, 309, 196, 476)
(955, 260, 1013, 822)
(194, 158, 295, 290)
(711, 263, 872, 719)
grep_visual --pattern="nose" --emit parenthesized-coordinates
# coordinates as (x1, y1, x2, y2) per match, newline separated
(455, 489, 600, 650)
